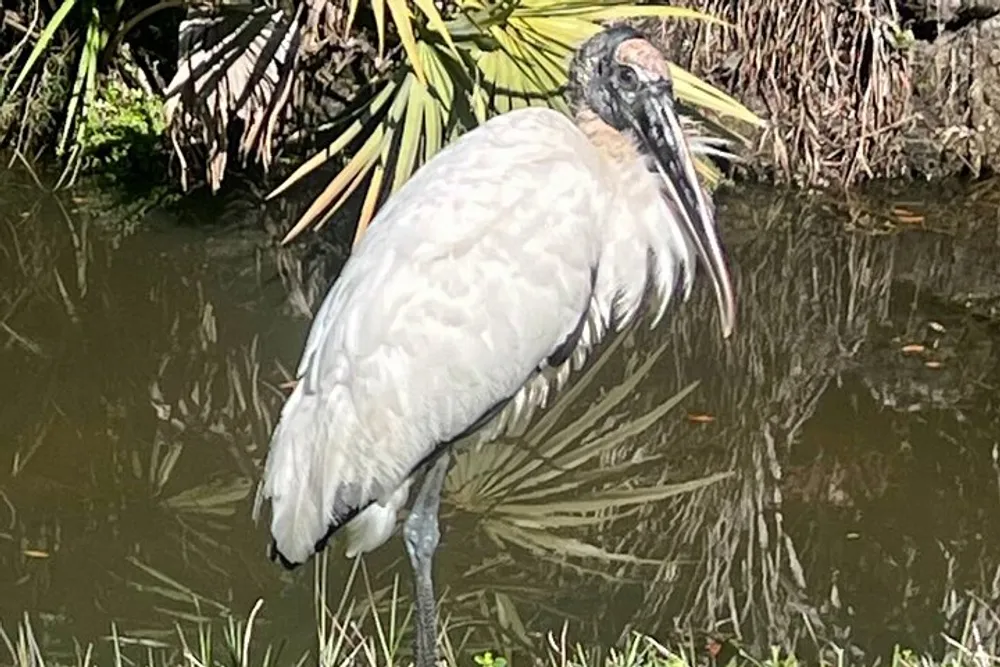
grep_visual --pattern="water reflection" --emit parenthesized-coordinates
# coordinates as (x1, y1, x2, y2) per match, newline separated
(1, 165, 999, 665)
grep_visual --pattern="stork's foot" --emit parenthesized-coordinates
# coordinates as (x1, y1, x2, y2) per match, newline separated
(404, 452, 451, 667)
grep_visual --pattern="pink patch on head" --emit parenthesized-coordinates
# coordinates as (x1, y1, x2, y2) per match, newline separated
(613, 38, 670, 79)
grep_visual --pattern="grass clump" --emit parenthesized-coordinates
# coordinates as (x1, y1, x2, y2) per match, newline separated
(4, 608, 1000, 667)
(3, 554, 998, 667)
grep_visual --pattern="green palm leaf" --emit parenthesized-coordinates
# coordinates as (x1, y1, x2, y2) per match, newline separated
(268, 81, 400, 201)
(272, 0, 765, 244)
(386, 0, 427, 83)
(57, 7, 102, 158)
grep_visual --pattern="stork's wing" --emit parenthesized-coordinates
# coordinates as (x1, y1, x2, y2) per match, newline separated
(258, 108, 617, 566)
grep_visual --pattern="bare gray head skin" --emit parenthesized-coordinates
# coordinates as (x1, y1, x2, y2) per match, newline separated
(566, 25, 737, 339)
(566, 25, 652, 119)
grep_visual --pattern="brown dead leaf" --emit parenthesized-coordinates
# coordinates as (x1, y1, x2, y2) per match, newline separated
(687, 413, 715, 423)
(891, 206, 925, 224)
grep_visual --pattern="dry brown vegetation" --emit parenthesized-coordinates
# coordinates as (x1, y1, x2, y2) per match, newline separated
(654, 0, 913, 187)
(654, 0, 1000, 188)
(4, 0, 999, 192)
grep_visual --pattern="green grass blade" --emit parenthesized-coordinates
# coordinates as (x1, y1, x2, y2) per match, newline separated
(57, 8, 100, 156)
(6, 0, 78, 98)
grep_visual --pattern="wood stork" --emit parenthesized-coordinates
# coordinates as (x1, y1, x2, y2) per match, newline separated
(254, 24, 737, 667)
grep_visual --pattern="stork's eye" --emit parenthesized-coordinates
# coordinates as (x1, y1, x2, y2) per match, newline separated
(615, 65, 639, 92)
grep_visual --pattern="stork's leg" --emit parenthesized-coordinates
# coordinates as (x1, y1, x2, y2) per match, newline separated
(403, 452, 450, 667)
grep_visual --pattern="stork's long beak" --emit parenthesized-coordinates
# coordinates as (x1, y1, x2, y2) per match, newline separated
(624, 82, 737, 339)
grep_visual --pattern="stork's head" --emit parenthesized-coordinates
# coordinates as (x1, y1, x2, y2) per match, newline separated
(567, 26, 736, 339)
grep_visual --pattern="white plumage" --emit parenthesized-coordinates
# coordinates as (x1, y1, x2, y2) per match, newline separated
(259, 106, 699, 564)
(254, 25, 736, 667)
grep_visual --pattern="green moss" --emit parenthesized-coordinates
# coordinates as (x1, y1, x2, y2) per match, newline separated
(78, 75, 167, 177)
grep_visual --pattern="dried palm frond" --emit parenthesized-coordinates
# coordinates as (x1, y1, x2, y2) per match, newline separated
(657, 0, 912, 187)
(164, 2, 302, 191)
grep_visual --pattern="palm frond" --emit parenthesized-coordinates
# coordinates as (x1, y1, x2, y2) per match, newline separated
(162, 477, 253, 517)
(273, 0, 764, 244)
(163, 3, 301, 191)
(274, 42, 465, 244)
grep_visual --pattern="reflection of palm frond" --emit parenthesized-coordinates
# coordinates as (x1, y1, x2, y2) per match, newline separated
(613, 192, 900, 653)
(447, 326, 731, 568)
(163, 477, 254, 516)
(164, 4, 302, 191)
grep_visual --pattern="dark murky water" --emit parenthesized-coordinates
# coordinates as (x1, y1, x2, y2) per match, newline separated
(2, 164, 1000, 665)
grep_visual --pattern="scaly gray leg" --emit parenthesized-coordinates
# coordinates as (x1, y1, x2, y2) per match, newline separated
(403, 452, 451, 667)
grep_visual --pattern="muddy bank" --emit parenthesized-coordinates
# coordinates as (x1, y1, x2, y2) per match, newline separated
(656, 0, 1000, 187)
